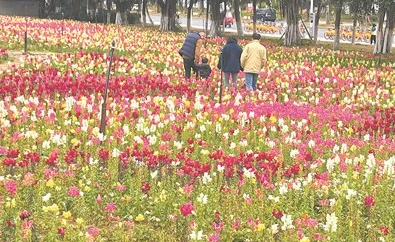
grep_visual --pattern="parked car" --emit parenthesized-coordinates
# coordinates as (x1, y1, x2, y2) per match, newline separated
(252, 8, 276, 22)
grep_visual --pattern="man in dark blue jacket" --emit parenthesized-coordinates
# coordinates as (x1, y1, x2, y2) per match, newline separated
(179, 32, 205, 79)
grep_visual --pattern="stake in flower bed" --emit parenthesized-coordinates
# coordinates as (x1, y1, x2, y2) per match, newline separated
(99, 40, 116, 153)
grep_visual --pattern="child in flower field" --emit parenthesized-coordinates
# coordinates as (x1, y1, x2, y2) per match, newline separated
(195, 57, 212, 79)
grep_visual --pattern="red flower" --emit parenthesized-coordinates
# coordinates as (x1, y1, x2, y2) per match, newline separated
(7, 149, 19, 158)
(98, 149, 109, 161)
(379, 226, 389, 235)
(141, 181, 150, 195)
(2, 158, 16, 166)
(364, 195, 375, 207)
(58, 226, 66, 236)
(19, 210, 30, 220)
(180, 201, 194, 217)
(272, 209, 283, 219)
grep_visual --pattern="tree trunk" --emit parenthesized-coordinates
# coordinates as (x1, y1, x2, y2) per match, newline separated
(106, 0, 112, 24)
(158, 0, 177, 31)
(142, 0, 147, 26)
(114, 0, 130, 25)
(314, 0, 322, 42)
(187, 1, 193, 32)
(234, 0, 243, 36)
(374, 7, 386, 54)
(351, 14, 357, 44)
(384, 9, 395, 54)
(209, 0, 221, 36)
(284, 0, 301, 46)
(333, 0, 343, 51)
(252, 0, 257, 33)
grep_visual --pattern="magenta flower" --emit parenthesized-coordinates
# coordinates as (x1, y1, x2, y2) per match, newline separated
(67, 186, 81, 197)
(364, 195, 375, 207)
(180, 201, 194, 217)
(105, 202, 117, 213)
(4, 180, 17, 196)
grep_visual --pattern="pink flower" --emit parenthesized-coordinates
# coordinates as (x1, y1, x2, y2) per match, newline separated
(96, 194, 102, 205)
(180, 201, 194, 217)
(208, 233, 220, 242)
(233, 220, 240, 229)
(4, 180, 17, 196)
(105, 202, 117, 212)
(116, 184, 127, 192)
(87, 226, 100, 237)
(364, 195, 375, 207)
(67, 186, 81, 197)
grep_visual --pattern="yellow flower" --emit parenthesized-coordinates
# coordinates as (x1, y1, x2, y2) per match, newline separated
(257, 223, 265, 232)
(300, 237, 310, 242)
(135, 214, 145, 222)
(5, 199, 16, 208)
(46, 179, 55, 188)
(76, 218, 85, 225)
(63, 211, 72, 219)
(269, 115, 277, 124)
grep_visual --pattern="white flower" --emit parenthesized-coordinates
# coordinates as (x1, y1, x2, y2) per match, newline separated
(346, 189, 357, 200)
(281, 214, 294, 230)
(201, 172, 212, 185)
(190, 230, 203, 240)
(197, 193, 208, 204)
(271, 224, 279, 234)
(112, 148, 121, 158)
(323, 212, 338, 232)
(279, 184, 288, 195)
(150, 170, 158, 179)
(42, 193, 51, 202)
(217, 165, 225, 172)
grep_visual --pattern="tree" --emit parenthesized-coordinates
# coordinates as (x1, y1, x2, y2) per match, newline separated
(209, 0, 222, 36)
(234, 0, 243, 36)
(113, 0, 133, 25)
(332, 0, 343, 50)
(157, 0, 178, 31)
(282, 0, 302, 46)
(374, 1, 395, 54)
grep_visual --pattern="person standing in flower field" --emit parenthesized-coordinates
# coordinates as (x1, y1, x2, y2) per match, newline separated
(240, 33, 267, 91)
(218, 36, 243, 89)
(179, 31, 206, 79)
(195, 57, 212, 79)
(370, 23, 377, 45)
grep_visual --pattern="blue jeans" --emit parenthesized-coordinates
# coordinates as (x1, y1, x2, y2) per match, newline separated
(244, 73, 258, 91)
(223, 72, 239, 88)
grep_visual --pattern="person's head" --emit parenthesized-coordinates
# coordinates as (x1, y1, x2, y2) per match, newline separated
(201, 57, 208, 64)
(252, 33, 261, 40)
(373, 23, 376, 27)
(227, 36, 237, 44)
(199, 32, 206, 39)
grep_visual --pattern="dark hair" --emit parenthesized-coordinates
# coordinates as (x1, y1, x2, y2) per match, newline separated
(252, 33, 261, 40)
(201, 57, 208, 63)
(227, 36, 237, 44)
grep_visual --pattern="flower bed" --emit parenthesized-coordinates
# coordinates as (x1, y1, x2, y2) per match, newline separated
(1, 16, 395, 241)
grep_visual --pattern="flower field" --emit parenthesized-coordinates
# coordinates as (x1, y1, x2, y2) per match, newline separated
(1, 15, 395, 241)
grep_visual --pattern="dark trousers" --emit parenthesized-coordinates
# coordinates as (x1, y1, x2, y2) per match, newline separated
(183, 58, 197, 78)
(370, 35, 376, 45)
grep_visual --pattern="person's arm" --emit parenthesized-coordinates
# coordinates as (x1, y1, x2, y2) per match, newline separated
(261, 47, 267, 68)
(240, 45, 248, 69)
(195, 39, 203, 61)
